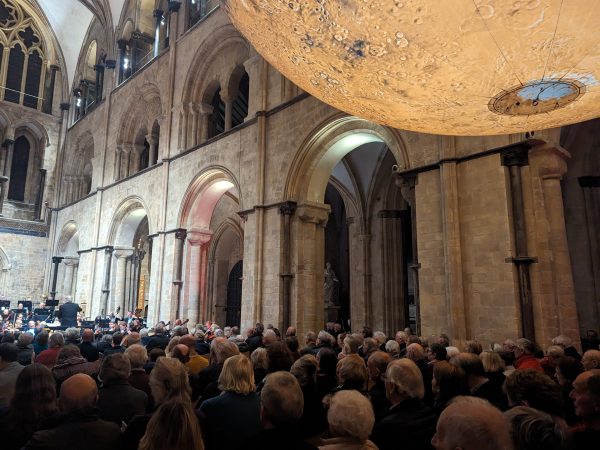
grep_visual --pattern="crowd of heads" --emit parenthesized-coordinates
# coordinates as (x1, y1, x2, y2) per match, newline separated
(0, 321, 599, 450)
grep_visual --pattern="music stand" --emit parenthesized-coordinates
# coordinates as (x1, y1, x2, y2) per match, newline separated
(0, 300, 10, 309)
(45, 300, 59, 307)
(21, 301, 33, 310)
(81, 320, 94, 329)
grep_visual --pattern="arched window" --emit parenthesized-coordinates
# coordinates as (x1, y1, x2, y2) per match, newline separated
(0, 1, 48, 111)
(139, 139, 150, 170)
(188, 0, 219, 29)
(231, 71, 249, 128)
(7, 136, 30, 201)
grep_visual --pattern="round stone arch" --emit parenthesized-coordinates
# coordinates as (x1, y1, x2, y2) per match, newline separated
(178, 166, 243, 324)
(283, 113, 410, 335)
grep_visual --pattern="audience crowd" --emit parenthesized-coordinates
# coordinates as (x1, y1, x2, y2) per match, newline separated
(0, 317, 599, 450)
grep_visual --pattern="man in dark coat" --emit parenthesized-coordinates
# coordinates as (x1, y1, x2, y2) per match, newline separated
(79, 329, 100, 362)
(371, 359, 437, 450)
(145, 323, 170, 352)
(57, 297, 81, 328)
(22, 373, 121, 450)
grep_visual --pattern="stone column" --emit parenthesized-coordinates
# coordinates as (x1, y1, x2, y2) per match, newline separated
(199, 103, 214, 143)
(172, 229, 187, 321)
(279, 201, 297, 330)
(186, 230, 212, 324)
(293, 202, 330, 337)
(528, 141, 580, 345)
(2, 138, 14, 204)
(120, 145, 131, 178)
(243, 53, 262, 120)
(222, 92, 234, 131)
(44, 64, 59, 114)
(117, 39, 128, 84)
(34, 168, 46, 220)
(62, 257, 79, 298)
(440, 161, 467, 345)
(114, 147, 123, 180)
(153, 9, 164, 58)
(146, 133, 159, 166)
(49, 256, 63, 300)
(101, 247, 114, 315)
(188, 103, 199, 147)
(114, 248, 133, 316)
(94, 64, 105, 104)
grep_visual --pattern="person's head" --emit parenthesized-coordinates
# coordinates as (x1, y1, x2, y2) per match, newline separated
(545, 345, 565, 365)
(504, 406, 568, 450)
(569, 369, 600, 421)
(59, 373, 98, 413)
(432, 361, 469, 408)
(27, 320, 35, 329)
(124, 332, 140, 347)
(286, 326, 296, 337)
(367, 351, 391, 383)
(48, 332, 64, 349)
(385, 358, 424, 403)
(438, 333, 451, 347)
(149, 357, 191, 404)
(343, 335, 360, 355)
(111, 331, 123, 347)
(514, 338, 536, 358)
(99, 353, 131, 383)
(125, 344, 148, 369)
(285, 336, 299, 355)
(57, 344, 82, 364)
(179, 334, 196, 353)
(81, 329, 94, 343)
(337, 354, 368, 390)
(0, 342, 18, 369)
(9, 364, 57, 427)
(373, 331, 387, 347)
(450, 352, 486, 379)
(384, 339, 399, 356)
(395, 330, 408, 345)
(465, 340, 483, 355)
(428, 343, 448, 362)
(554, 356, 583, 386)
(305, 331, 317, 345)
(218, 354, 255, 394)
(360, 326, 372, 339)
(66, 327, 80, 342)
(551, 335, 572, 349)
(480, 351, 506, 373)
(149, 347, 166, 362)
(210, 337, 240, 365)
(333, 323, 342, 333)
(266, 340, 294, 373)
(262, 328, 278, 347)
(251, 346, 269, 371)
(504, 369, 563, 417)
(446, 346, 460, 360)
(406, 343, 425, 362)
(171, 344, 190, 365)
(17, 332, 34, 347)
(317, 330, 335, 347)
(290, 354, 318, 387)
(138, 398, 204, 450)
(260, 371, 304, 428)
(582, 350, 600, 371)
(35, 331, 49, 346)
(317, 346, 337, 374)
(327, 390, 375, 443)
(432, 396, 512, 450)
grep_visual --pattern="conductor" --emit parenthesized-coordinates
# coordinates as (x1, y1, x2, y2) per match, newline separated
(57, 296, 81, 327)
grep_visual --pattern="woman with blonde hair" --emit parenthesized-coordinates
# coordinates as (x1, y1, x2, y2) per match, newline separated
(199, 354, 261, 450)
(480, 350, 506, 393)
(138, 398, 204, 450)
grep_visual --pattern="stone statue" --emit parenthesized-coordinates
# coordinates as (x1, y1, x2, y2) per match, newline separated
(324, 262, 339, 307)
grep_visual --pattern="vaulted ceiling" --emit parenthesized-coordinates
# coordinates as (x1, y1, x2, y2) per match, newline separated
(33, 0, 126, 90)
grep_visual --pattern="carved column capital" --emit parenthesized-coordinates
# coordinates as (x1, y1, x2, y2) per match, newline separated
(392, 167, 417, 208)
(187, 229, 212, 246)
(114, 247, 134, 258)
(297, 202, 331, 227)
(52, 256, 64, 264)
(174, 228, 187, 241)
(528, 141, 570, 180)
(145, 133, 159, 146)
(278, 201, 297, 216)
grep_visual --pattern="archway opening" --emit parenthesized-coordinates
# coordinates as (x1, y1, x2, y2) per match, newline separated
(8, 135, 29, 201)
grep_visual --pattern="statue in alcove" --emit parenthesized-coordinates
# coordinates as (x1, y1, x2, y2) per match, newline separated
(324, 262, 340, 307)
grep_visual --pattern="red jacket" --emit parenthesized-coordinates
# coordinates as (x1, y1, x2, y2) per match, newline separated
(514, 354, 544, 372)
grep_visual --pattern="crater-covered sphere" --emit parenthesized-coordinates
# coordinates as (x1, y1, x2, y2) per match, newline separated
(223, 0, 600, 136)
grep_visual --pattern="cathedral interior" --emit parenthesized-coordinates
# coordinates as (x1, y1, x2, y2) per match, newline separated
(0, 0, 599, 348)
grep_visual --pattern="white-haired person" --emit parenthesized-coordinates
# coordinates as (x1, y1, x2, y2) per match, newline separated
(371, 359, 437, 450)
(552, 334, 582, 361)
(319, 390, 378, 450)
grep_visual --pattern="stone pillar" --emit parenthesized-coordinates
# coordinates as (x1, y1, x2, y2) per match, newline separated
(114, 248, 133, 316)
(172, 229, 187, 321)
(34, 168, 46, 220)
(94, 64, 105, 104)
(120, 145, 131, 178)
(188, 103, 199, 147)
(146, 133, 159, 166)
(101, 246, 114, 315)
(440, 161, 467, 345)
(222, 92, 234, 131)
(527, 141, 580, 345)
(2, 138, 14, 203)
(62, 257, 78, 298)
(199, 103, 214, 143)
(293, 202, 330, 337)
(153, 9, 164, 58)
(279, 201, 297, 330)
(117, 39, 128, 84)
(49, 256, 63, 300)
(44, 64, 59, 114)
(243, 53, 262, 120)
(186, 230, 212, 324)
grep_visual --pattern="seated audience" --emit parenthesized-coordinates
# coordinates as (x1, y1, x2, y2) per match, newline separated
(384, 339, 399, 358)
(23, 373, 122, 450)
(251, 346, 269, 385)
(432, 361, 468, 413)
(301, 331, 317, 355)
(180, 334, 208, 374)
(504, 369, 564, 418)
(200, 354, 262, 449)
(464, 340, 483, 355)
(97, 353, 148, 425)
(582, 349, 600, 371)
(334, 354, 369, 395)
(291, 354, 326, 437)
(367, 351, 391, 421)
(0, 343, 24, 408)
(52, 344, 100, 390)
(451, 352, 506, 410)
(371, 359, 437, 450)
(16, 332, 34, 366)
(407, 343, 433, 405)
(79, 328, 100, 362)
(144, 347, 165, 374)
(316, 346, 338, 398)
(552, 335, 582, 361)
(541, 345, 564, 378)
(320, 390, 377, 450)
(505, 406, 569, 450)
(65, 327, 80, 346)
(267, 340, 294, 373)
(245, 371, 317, 450)
(33, 331, 49, 355)
(125, 344, 151, 396)
(138, 398, 204, 450)
(427, 343, 447, 366)
(479, 350, 506, 392)
(0, 364, 58, 450)
(146, 322, 170, 351)
(35, 332, 64, 368)
(193, 337, 239, 402)
(569, 369, 600, 448)
(103, 331, 125, 356)
(431, 396, 513, 450)
(286, 336, 301, 361)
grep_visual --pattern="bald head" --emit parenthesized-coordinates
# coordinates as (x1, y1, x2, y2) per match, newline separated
(81, 329, 94, 342)
(59, 373, 98, 413)
(432, 397, 513, 450)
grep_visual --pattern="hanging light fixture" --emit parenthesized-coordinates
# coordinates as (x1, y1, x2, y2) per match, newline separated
(222, 1, 600, 136)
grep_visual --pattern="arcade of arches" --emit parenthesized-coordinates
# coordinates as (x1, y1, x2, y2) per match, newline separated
(0, 1, 599, 348)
